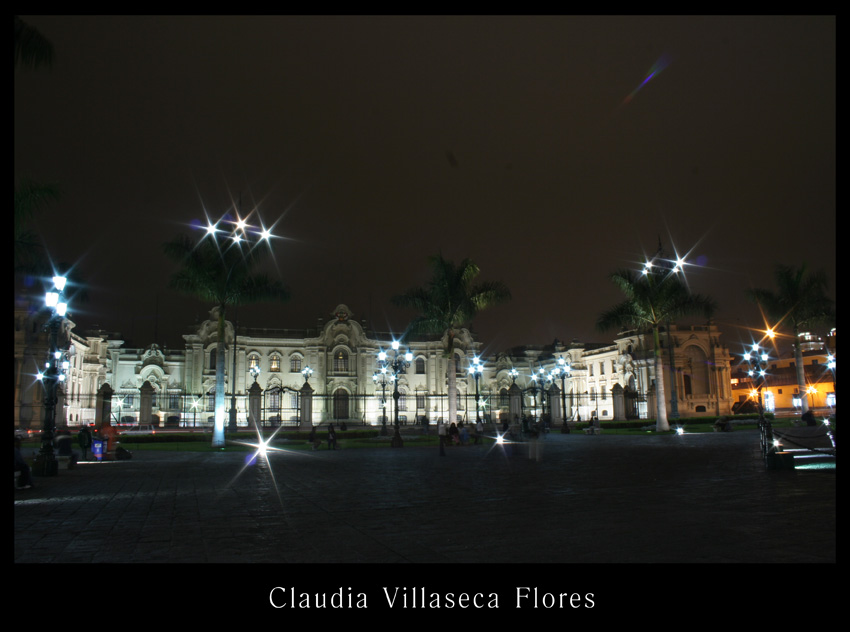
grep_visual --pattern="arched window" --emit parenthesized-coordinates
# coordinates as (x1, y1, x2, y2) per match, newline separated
(209, 349, 217, 370)
(269, 354, 281, 372)
(290, 355, 302, 373)
(500, 388, 509, 408)
(334, 350, 349, 373)
(454, 354, 463, 376)
(248, 355, 259, 370)
(416, 357, 426, 374)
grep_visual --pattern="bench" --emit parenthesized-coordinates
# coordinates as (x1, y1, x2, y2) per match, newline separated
(767, 425, 835, 469)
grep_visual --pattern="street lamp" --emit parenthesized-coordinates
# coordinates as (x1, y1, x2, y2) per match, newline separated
(553, 356, 572, 432)
(372, 366, 390, 434)
(467, 356, 484, 426)
(301, 366, 313, 383)
(33, 275, 69, 477)
(743, 342, 770, 424)
(806, 385, 818, 412)
(645, 244, 688, 420)
(377, 340, 412, 448)
(190, 396, 200, 428)
(195, 211, 275, 447)
(529, 367, 552, 424)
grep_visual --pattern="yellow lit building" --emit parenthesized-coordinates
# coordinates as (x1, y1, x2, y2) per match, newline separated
(730, 331, 836, 417)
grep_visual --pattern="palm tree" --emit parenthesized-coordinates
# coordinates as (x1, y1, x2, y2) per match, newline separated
(747, 264, 834, 414)
(392, 255, 510, 428)
(15, 178, 60, 275)
(163, 229, 290, 447)
(15, 15, 55, 71)
(597, 267, 716, 431)
(15, 17, 59, 278)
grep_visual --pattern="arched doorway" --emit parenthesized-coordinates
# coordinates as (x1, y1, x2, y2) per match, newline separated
(333, 389, 350, 421)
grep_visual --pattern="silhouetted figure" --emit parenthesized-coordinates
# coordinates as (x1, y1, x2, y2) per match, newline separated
(15, 437, 34, 490)
(78, 426, 93, 460)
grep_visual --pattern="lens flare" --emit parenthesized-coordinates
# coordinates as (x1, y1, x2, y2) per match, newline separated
(622, 54, 671, 106)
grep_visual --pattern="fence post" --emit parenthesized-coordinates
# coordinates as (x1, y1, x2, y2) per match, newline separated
(299, 381, 313, 431)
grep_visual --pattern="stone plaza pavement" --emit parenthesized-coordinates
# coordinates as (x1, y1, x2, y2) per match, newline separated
(15, 429, 835, 565)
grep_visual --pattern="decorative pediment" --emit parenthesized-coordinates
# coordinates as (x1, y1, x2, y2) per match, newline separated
(141, 343, 165, 367)
(331, 304, 352, 322)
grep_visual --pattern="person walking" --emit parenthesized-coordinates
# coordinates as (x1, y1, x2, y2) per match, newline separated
(78, 425, 93, 461)
(449, 422, 460, 446)
(327, 424, 338, 450)
(475, 419, 483, 444)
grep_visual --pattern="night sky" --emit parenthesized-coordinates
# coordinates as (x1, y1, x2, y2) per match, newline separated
(14, 16, 836, 356)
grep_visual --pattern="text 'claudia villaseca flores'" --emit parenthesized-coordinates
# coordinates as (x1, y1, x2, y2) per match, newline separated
(269, 586, 595, 609)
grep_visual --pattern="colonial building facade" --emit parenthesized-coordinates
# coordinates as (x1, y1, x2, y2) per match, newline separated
(15, 302, 736, 431)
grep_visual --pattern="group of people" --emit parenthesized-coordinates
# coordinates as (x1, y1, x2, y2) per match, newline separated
(309, 424, 340, 450)
(437, 420, 484, 447)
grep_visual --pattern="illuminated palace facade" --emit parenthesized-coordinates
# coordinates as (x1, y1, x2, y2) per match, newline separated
(15, 302, 736, 430)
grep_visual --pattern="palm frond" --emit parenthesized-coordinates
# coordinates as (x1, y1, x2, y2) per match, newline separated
(15, 16, 55, 71)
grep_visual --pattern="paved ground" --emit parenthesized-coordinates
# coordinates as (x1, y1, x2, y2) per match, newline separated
(15, 429, 835, 566)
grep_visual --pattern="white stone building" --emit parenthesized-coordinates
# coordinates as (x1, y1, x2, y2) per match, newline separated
(14, 302, 734, 431)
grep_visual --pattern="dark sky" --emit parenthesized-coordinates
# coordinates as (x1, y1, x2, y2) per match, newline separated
(15, 15, 836, 356)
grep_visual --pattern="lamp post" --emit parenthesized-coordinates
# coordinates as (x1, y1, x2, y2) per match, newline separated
(112, 397, 123, 425)
(806, 385, 818, 413)
(190, 396, 200, 428)
(467, 356, 484, 426)
(372, 366, 390, 435)
(529, 367, 552, 423)
(229, 307, 239, 433)
(377, 341, 412, 448)
(744, 342, 769, 425)
(553, 356, 571, 432)
(645, 244, 688, 420)
(194, 211, 275, 448)
(33, 275, 69, 477)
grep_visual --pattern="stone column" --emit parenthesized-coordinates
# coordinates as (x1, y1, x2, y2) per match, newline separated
(299, 381, 314, 431)
(548, 383, 561, 424)
(95, 382, 113, 429)
(248, 381, 262, 431)
(140, 381, 154, 427)
(612, 383, 625, 421)
(509, 382, 522, 427)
